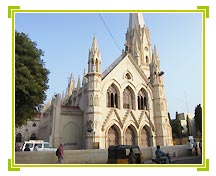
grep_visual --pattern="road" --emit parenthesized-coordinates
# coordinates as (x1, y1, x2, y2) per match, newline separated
(173, 156, 202, 164)
(144, 156, 202, 164)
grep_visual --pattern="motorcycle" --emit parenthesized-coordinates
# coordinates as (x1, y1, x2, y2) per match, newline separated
(152, 153, 172, 164)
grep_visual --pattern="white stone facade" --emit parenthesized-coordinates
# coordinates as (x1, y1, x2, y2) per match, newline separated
(39, 13, 173, 149)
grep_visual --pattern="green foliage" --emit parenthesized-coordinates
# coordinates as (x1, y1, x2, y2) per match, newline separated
(186, 115, 191, 136)
(194, 104, 202, 134)
(170, 112, 183, 138)
(15, 31, 49, 127)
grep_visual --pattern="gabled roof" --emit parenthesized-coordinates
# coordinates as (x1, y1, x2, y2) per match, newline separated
(102, 53, 126, 79)
(102, 53, 149, 85)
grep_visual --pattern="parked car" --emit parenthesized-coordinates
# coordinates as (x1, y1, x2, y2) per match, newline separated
(107, 145, 144, 164)
(21, 140, 56, 151)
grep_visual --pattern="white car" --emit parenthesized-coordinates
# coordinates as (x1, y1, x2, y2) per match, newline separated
(21, 140, 56, 151)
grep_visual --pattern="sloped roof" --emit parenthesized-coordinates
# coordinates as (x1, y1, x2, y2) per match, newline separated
(102, 53, 149, 85)
(102, 53, 126, 79)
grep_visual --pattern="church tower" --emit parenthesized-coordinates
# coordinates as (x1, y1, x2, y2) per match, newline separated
(125, 13, 152, 77)
(85, 36, 102, 149)
(126, 13, 173, 146)
(150, 45, 173, 146)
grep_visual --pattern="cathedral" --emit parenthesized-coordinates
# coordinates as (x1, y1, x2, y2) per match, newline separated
(39, 13, 173, 149)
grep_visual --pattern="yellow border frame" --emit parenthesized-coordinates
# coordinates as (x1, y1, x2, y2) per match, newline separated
(8, 6, 208, 171)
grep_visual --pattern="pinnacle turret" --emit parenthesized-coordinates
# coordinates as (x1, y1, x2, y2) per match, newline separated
(88, 36, 101, 73)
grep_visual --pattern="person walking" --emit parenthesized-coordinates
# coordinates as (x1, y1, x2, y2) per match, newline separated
(33, 144, 38, 151)
(199, 140, 202, 155)
(186, 139, 193, 156)
(193, 139, 198, 156)
(56, 144, 64, 164)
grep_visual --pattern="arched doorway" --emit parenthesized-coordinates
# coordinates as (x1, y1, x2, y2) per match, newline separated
(107, 125, 120, 146)
(125, 125, 136, 145)
(140, 126, 151, 147)
(30, 133, 37, 140)
(16, 133, 22, 142)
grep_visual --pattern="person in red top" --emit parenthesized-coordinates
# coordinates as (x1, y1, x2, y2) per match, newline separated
(57, 144, 64, 164)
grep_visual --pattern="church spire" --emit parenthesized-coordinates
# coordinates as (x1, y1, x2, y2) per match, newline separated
(67, 73, 75, 97)
(82, 68, 87, 85)
(88, 36, 101, 73)
(91, 35, 98, 51)
(129, 13, 145, 31)
(77, 75, 81, 91)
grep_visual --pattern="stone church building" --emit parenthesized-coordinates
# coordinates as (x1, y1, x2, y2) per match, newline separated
(38, 13, 173, 149)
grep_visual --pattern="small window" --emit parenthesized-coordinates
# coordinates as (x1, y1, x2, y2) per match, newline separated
(32, 123, 36, 127)
(146, 56, 149, 63)
(37, 143, 42, 148)
(125, 73, 131, 80)
(27, 143, 33, 148)
(44, 143, 50, 148)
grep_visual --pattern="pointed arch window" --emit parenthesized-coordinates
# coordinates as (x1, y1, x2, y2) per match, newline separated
(91, 58, 95, 72)
(123, 86, 134, 109)
(95, 59, 99, 72)
(107, 84, 119, 108)
(138, 89, 148, 110)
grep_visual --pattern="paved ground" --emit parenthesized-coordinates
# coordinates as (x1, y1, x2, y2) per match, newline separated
(172, 156, 202, 164)
(144, 155, 202, 164)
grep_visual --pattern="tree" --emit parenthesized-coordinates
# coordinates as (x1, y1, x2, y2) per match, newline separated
(170, 112, 183, 138)
(186, 115, 191, 136)
(15, 31, 49, 127)
(194, 104, 202, 134)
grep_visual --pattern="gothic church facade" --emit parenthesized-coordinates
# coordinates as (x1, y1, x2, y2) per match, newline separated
(39, 13, 173, 149)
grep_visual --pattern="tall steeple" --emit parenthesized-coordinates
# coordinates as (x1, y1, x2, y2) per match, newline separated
(125, 13, 152, 78)
(129, 13, 145, 31)
(85, 35, 102, 149)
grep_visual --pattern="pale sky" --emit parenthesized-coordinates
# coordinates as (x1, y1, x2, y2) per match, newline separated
(15, 12, 202, 118)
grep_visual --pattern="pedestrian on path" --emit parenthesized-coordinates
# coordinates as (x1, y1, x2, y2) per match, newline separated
(199, 140, 202, 155)
(56, 144, 64, 164)
(186, 139, 193, 156)
(33, 144, 38, 151)
(193, 139, 198, 156)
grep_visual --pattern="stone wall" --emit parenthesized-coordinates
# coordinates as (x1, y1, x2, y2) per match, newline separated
(15, 145, 188, 164)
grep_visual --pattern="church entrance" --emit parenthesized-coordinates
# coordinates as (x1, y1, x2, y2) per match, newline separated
(107, 125, 120, 146)
(140, 126, 151, 147)
(125, 125, 136, 145)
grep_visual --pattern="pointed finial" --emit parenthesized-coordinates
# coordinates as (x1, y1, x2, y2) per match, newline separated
(91, 35, 98, 50)
(129, 13, 145, 31)
(77, 75, 81, 90)
(82, 68, 87, 85)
